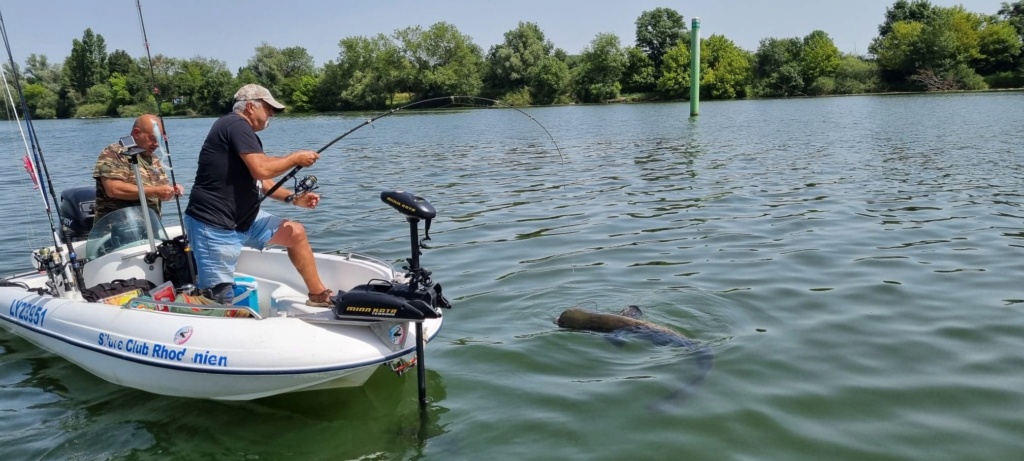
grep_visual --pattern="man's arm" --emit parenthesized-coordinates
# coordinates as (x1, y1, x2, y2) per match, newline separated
(260, 181, 320, 209)
(101, 177, 176, 200)
(240, 150, 320, 180)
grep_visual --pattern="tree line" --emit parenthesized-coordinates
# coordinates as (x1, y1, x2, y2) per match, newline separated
(3, 1, 1023, 120)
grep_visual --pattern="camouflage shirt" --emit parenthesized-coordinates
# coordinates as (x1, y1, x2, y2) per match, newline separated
(92, 142, 170, 222)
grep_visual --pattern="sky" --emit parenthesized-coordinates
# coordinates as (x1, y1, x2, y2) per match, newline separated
(0, 0, 1012, 72)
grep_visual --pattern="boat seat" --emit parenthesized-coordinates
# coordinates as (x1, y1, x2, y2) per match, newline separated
(82, 248, 163, 288)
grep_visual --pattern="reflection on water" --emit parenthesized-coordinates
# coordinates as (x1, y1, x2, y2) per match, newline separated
(3, 92, 1024, 460)
(1, 330, 451, 460)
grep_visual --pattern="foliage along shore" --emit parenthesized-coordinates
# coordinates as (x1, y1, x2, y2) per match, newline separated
(3, 1, 1024, 120)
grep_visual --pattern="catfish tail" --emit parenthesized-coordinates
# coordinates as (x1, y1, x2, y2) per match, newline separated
(648, 343, 714, 412)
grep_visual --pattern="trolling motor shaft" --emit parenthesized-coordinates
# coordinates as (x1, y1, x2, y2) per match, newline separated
(332, 190, 451, 409)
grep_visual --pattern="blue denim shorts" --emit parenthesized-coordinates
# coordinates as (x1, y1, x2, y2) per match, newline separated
(183, 211, 284, 288)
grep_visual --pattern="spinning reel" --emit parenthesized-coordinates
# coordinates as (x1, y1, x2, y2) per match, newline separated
(284, 175, 319, 203)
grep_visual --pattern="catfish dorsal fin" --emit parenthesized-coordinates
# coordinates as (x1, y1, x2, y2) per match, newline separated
(619, 305, 644, 319)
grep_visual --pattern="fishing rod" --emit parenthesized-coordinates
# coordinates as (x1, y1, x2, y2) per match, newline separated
(134, 2, 188, 234)
(0, 9, 84, 296)
(135, 0, 196, 286)
(240, 95, 564, 224)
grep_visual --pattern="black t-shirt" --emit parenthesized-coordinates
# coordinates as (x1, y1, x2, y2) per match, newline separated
(185, 113, 264, 232)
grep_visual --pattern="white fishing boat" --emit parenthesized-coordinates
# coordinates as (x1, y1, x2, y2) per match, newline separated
(0, 189, 452, 401)
(0, 3, 458, 404)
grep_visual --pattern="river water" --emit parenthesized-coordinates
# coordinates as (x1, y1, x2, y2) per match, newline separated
(1, 92, 1022, 460)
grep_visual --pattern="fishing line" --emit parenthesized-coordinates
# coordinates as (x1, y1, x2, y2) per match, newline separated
(135, 0, 187, 233)
(0, 8, 84, 292)
(242, 95, 565, 225)
(0, 89, 43, 252)
(0, 94, 43, 250)
(135, 0, 196, 286)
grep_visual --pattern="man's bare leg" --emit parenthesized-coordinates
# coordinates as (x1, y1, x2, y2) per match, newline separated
(267, 220, 328, 295)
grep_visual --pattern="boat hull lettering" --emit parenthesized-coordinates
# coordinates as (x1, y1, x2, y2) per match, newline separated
(9, 300, 47, 327)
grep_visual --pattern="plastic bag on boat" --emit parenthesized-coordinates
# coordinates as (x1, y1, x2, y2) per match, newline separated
(82, 277, 156, 303)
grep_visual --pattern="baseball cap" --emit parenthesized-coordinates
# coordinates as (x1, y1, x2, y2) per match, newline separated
(234, 84, 285, 111)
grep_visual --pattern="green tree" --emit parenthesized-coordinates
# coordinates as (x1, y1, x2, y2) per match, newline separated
(872, 2, 1008, 88)
(656, 43, 690, 97)
(485, 22, 554, 98)
(62, 28, 108, 99)
(834, 54, 881, 94)
(657, 35, 752, 99)
(999, 0, 1024, 73)
(242, 43, 284, 92)
(331, 34, 409, 109)
(975, 17, 1023, 74)
(914, 6, 981, 71)
(108, 73, 133, 108)
(139, 54, 179, 110)
(753, 37, 804, 96)
(288, 74, 321, 112)
(575, 33, 627, 102)
(621, 46, 655, 93)
(1000, 1, 1024, 36)
(278, 46, 316, 79)
(701, 35, 753, 99)
(75, 82, 112, 117)
(174, 57, 233, 115)
(634, 7, 688, 76)
(240, 44, 316, 104)
(800, 30, 841, 92)
(396, 22, 483, 99)
(872, 20, 925, 79)
(877, 0, 939, 37)
(24, 54, 61, 89)
(530, 55, 571, 104)
(22, 83, 59, 119)
(106, 50, 135, 77)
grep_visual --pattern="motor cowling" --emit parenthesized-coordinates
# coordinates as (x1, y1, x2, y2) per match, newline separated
(60, 186, 96, 241)
(333, 281, 445, 322)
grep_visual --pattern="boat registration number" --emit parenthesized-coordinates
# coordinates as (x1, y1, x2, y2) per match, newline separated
(9, 300, 48, 327)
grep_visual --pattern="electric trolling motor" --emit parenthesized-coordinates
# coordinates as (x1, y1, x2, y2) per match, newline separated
(331, 191, 452, 410)
(333, 190, 452, 322)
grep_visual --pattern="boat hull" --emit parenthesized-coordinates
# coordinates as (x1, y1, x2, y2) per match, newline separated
(1, 248, 444, 400)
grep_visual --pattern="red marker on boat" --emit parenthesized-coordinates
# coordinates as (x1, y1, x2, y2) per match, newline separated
(23, 153, 38, 189)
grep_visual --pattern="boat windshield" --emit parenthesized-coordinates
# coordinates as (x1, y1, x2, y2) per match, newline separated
(84, 206, 168, 261)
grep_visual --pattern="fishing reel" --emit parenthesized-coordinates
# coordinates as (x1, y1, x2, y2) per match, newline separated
(284, 175, 318, 203)
(32, 247, 71, 295)
(33, 247, 63, 273)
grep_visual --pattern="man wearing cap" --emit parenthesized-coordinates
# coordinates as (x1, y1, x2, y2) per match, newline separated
(183, 83, 332, 306)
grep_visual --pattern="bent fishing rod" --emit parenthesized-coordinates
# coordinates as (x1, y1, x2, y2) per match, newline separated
(0, 9, 84, 294)
(240, 95, 564, 224)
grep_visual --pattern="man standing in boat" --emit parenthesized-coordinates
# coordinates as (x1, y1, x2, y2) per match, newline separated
(182, 84, 333, 307)
(92, 114, 184, 223)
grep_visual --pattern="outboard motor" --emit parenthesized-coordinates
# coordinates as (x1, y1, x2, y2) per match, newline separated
(333, 190, 452, 321)
(59, 186, 96, 241)
(333, 190, 452, 410)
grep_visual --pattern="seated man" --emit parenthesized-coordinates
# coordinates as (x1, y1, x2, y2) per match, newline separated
(92, 114, 184, 223)
(183, 84, 331, 306)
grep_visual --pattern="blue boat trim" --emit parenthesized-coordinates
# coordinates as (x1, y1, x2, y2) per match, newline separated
(0, 313, 442, 376)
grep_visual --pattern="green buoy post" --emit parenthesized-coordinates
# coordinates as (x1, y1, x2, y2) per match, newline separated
(690, 17, 701, 117)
